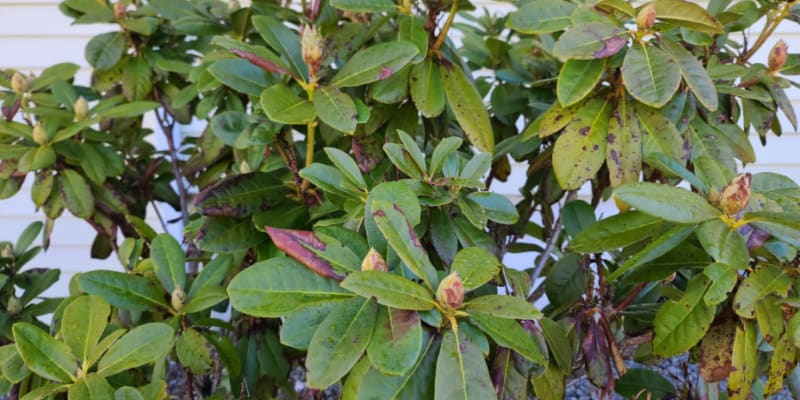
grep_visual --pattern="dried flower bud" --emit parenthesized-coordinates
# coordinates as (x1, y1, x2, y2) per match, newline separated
(74, 96, 89, 121)
(720, 173, 752, 216)
(361, 248, 387, 272)
(114, 2, 127, 20)
(301, 25, 324, 78)
(0, 242, 12, 258)
(11, 72, 26, 95)
(769, 40, 788, 72)
(436, 272, 464, 309)
(6, 296, 22, 315)
(637, 3, 656, 31)
(171, 287, 186, 311)
(32, 124, 47, 145)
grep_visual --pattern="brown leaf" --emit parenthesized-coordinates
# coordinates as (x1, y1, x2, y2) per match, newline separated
(265, 226, 343, 280)
(698, 318, 737, 382)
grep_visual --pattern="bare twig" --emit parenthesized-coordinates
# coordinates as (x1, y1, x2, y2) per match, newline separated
(530, 190, 577, 283)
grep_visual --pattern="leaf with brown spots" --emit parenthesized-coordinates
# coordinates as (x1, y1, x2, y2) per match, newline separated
(552, 96, 610, 190)
(698, 318, 736, 382)
(765, 332, 797, 396)
(366, 307, 423, 376)
(728, 320, 758, 399)
(265, 226, 345, 280)
(194, 172, 287, 218)
(606, 97, 642, 189)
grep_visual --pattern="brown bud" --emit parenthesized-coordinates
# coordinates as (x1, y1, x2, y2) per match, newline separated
(74, 96, 89, 121)
(114, 2, 127, 20)
(720, 173, 752, 215)
(361, 248, 387, 272)
(436, 272, 464, 309)
(301, 25, 324, 78)
(636, 3, 656, 31)
(11, 72, 26, 95)
(171, 287, 186, 311)
(32, 124, 47, 145)
(769, 40, 788, 72)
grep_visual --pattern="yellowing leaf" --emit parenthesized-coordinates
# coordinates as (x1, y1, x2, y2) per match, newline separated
(553, 97, 610, 189)
(440, 63, 494, 153)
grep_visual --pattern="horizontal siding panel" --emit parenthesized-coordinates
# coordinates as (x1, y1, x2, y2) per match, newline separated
(0, 4, 112, 37)
(0, 37, 88, 69)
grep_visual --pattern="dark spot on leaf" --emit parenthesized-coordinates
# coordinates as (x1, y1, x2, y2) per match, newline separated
(379, 66, 393, 80)
(592, 144, 599, 151)
(607, 134, 616, 144)
(579, 127, 590, 136)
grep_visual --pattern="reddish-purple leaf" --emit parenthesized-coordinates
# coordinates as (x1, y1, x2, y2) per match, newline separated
(582, 320, 614, 391)
(265, 226, 343, 280)
(230, 49, 293, 77)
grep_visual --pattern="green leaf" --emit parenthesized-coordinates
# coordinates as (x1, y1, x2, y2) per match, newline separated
(227, 257, 352, 318)
(696, 219, 749, 267)
(150, 234, 186, 294)
(352, 333, 439, 400)
(341, 272, 436, 311)
(729, 320, 758, 398)
(85, 32, 125, 70)
(183, 287, 227, 314)
(653, 275, 714, 356)
(208, 59, 271, 97)
(187, 255, 232, 302)
(60, 169, 94, 219)
(176, 328, 212, 374)
(331, 42, 419, 88)
(196, 217, 264, 253)
(78, 270, 168, 311)
(733, 264, 791, 318)
(306, 298, 377, 388)
(557, 59, 605, 107)
(434, 329, 495, 400)
(570, 211, 663, 253)
(703, 262, 738, 306)
(469, 312, 547, 365)
(636, 104, 686, 161)
(622, 43, 681, 108)
(371, 200, 438, 288)
(531, 363, 566, 400)
(399, 16, 428, 59)
(615, 368, 676, 399)
(465, 295, 542, 320)
(450, 247, 500, 291)
(19, 383, 68, 400)
(122, 57, 152, 101)
(13, 323, 76, 383)
(660, 39, 718, 111)
(440, 63, 494, 153)
(372, 65, 411, 104)
(531, 102, 579, 139)
(654, 0, 724, 35)
(252, 15, 307, 80)
(545, 254, 586, 309)
(194, 172, 287, 218)
(608, 224, 696, 281)
(324, 147, 366, 190)
(280, 301, 343, 350)
(313, 86, 358, 134)
(409, 59, 445, 119)
(330, 0, 395, 12)
(606, 97, 643, 188)
(552, 22, 628, 60)
(553, 97, 610, 189)
(97, 323, 174, 377)
(614, 182, 720, 223)
(429, 137, 462, 177)
(68, 374, 114, 400)
(260, 84, 316, 125)
(30, 63, 80, 91)
(99, 101, 160, 118)
(506, 0, 576, 34)
(62, 295, 110, 364)
(367, 307, 423, 376)
(466, 192, 518, 225)
(114, 387, 144, 400)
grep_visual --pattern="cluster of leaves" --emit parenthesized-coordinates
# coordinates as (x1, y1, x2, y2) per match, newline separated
(0, 0, 799, 398)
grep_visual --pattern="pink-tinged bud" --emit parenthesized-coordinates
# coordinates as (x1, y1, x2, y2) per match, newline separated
(636, 3, 656, 31)
(436, 272, 464, 309)
(11, 72, 26, 95)
(769, 40, 788, 72)
(171, 287, 186, 311)
(720, 173, 752, 216)
(6, 296, 22, 315)
(301, 25, 324, 78)
(74, 96, 89, 121)
(32, 125, 47, 145)
(114, 2, 127, 20)
(361, 248, 387, 272)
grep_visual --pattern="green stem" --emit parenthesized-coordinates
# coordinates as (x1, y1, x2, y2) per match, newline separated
(432, 1, 458, 52)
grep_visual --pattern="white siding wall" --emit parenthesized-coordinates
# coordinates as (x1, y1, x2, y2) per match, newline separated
(1, 1, 799, 297)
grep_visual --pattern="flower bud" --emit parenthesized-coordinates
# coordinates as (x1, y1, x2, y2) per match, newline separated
(114, 2, 126, 20)
(74, 96, 89, 121)
(769, 40, 787, 72)
(171, 287, 186, 312)
(636, 3, 656, 31)
(32, 124, 47, 145)
(361, 248, 387, 272)
(301, 25, 324, 78)
(720, 173, 752, 216)
(6, 296, 22, 315)
(11, 72, 26, 95)
(436, 272, 464, 309)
